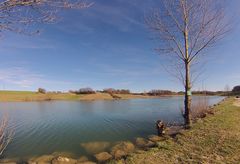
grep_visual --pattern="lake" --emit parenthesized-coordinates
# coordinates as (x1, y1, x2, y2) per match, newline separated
(0, 96, 224, 161)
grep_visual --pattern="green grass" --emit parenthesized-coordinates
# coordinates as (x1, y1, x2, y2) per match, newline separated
(0, 91, 154, 102)
(119, 98, 240, 164)
(0, 90, 84, 102)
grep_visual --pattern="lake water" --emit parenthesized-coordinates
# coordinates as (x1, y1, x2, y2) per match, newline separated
(0, 96, 224, 161)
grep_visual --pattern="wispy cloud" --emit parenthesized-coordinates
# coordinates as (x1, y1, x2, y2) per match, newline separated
(0, 67, 73, 90)
(74, 62, 163, 77)
(0, 67, 43, 88)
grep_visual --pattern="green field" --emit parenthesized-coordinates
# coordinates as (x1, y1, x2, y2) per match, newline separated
(0, 91, 155, 102)
(114, 98, 240, 163)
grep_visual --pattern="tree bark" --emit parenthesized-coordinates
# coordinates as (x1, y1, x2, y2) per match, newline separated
(183, 4, 192, 127)
(184, 61, 192, 127)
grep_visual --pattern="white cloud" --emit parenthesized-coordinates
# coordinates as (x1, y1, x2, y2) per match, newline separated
(0, 67, 73, 90)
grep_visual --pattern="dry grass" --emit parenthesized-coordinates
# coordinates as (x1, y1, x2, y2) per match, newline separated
(117, 98, 240, 164)
(191, 96, 212, 121)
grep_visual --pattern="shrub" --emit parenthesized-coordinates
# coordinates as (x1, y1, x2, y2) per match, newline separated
(232, 86, 240, 95)
(38, 88, 46, 94)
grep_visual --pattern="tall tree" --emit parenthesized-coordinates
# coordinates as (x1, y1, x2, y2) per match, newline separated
(146, 0, 229, 127)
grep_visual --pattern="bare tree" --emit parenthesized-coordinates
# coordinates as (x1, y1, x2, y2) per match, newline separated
(0, 0, 93, 34)
(146, 0, 229, 127)
(0, 114, 13, 156)
(224, 84, 231, 96)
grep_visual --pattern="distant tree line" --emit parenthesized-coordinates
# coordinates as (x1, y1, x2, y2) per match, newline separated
(38, 85, 240, 96)
(102, 88, 131, 94)
(69, 88, 96, 94)
(147, 90, 175, 96)
(191, 91, 226, 96)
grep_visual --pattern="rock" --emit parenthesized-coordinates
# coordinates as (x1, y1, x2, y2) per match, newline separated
(111, 141, 135, 154)
(110, 141, 135, 159)
(135, 138, 147, 148)
(77, 162, 96, 164)
(112, 150, 126, 159)
(28, 155, 54, 164)
(52, 152, 74, 158)
(146, 140, 156, 148)
(77, 156, 89, 163)
(80, 141, 111, 154)
(94, 152, 112, 162)
(51, 156, 77, 164)
(135, 138, 156, 148)
(148, 135, 163, 142)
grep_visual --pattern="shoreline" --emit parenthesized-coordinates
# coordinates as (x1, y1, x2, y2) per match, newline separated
(121, 97, 240, 163)
(0, 97, 234, 163)
(0, 91, 180, 102)
(0, 90, 225, 103)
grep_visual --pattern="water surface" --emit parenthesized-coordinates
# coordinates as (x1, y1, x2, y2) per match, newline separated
(0, 96, 224, 160)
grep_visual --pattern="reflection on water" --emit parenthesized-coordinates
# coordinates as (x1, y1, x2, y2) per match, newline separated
(0, 96, 224, 160)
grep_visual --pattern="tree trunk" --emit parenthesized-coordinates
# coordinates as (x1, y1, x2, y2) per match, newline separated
(184, 61, 192, 127)
(183, 7, 192, 127)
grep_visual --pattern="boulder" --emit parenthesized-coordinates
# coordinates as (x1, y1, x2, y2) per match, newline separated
(28, 155, 54, 164)
(148, 135, 163, 142)
(135, 138, 156, 148)
(51, 156, 77, 164)
(77, 162, 96, 164)
(110, 141, 135, 159)
(80, 141, 111, 154)
(94, 152, 112, 162)
(135, 138, 146, 148)
(112, 150, 126, 159)
(146, 140, 156, 148)
(111, 141, 135, 154)
(77, 156, 89, 163)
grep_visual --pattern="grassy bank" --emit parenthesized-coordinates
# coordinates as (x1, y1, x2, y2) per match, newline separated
(115, 98, 240, 163)
(0, 91, 155, 102)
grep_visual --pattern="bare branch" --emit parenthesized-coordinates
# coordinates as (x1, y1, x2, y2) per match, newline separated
(0, 113, 14, 156)
(0, 0, 93, 34)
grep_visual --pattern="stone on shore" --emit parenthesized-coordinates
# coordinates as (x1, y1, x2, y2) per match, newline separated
(135, 138, 156, 148)
(80, 141, 111, 154)
(51, 156, 77, 164)
(112, 150, 126, 159)
(148, 135, 163, 142)
(94, 152, 112, 162)
(77, 161, 96, 164)
(77, 156, 89, 163)
(110, 141, 135, 159)
(28, 155, 54, 164)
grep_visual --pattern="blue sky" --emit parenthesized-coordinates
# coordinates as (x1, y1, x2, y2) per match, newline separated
(0, 0, 239, 92)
